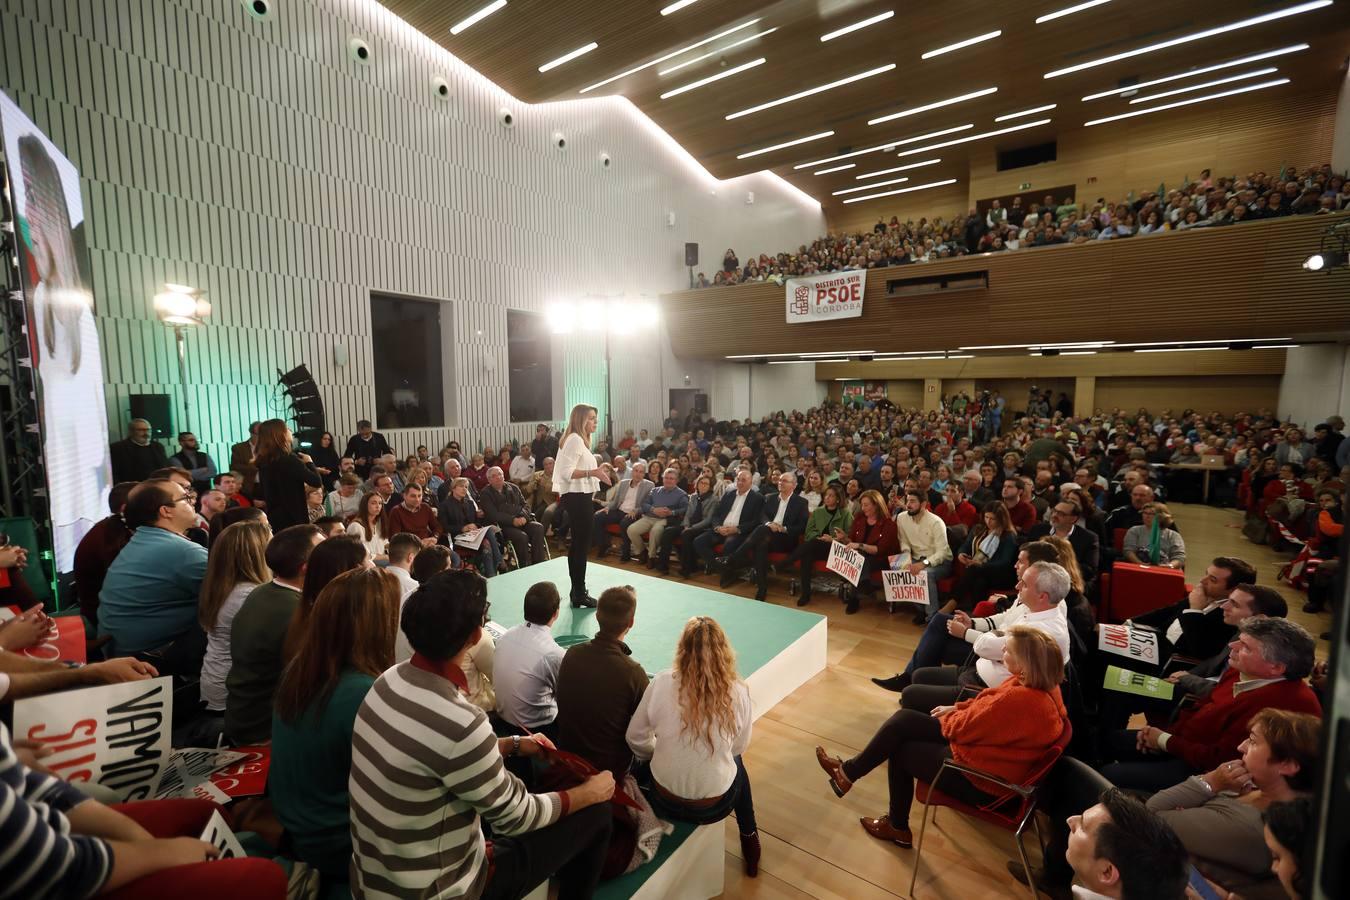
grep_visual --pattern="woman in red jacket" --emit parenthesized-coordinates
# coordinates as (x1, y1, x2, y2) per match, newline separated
(841, 489, 899, 614)
(815, 626, 1067, 847)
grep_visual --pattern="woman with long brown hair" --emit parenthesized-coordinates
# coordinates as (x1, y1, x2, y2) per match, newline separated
(283, 533, 370, 657)
(944, 502, 1018, 614)
(626, 616, 760, 877)
(255, 418, 322, 530)
(552, 403, 611, 608)
(345, 490, 388, 560)
(271, 567, 400, 887)
(198, 518, 272, 713)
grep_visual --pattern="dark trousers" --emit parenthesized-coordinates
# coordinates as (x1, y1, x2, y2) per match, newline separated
(1094, 690, 1178, 759)
(500, 521, 549, 566)
(692, 528, 746, 570)
(656, 523, 687, 568)
(728, 524, 798, 591)
(643, 757, 757, 834)
(901, 613, 977, 676)
(841, 709, 994, 826)
(1097, 728, 1195, 792)
(561, 492, 594, 600)
(1037, 758, 1115, 887)
(592, 509, 633, 554)
(901, 665, 980, 714)
(675, 525, 713, 573)
(483, 803, 613, 900)
(784, 538, 833, 601)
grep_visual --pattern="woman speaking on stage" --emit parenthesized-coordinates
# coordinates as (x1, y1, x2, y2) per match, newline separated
(553, 404, 610, 608)
(255, 418, 323, 531)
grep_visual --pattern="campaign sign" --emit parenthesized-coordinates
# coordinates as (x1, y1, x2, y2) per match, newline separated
(153, 747, 249, 799)
(1, 605, 86, 663)
(1097, 624, 1160, 665)
(12, 676, 173, 800)
(785, 270, 866, 323)
(201, 809, 247, 860)
(1102, 665, 1175, 701)
(208, 744, 271, 799)
(882, 569, 931, 608)
(826, 541, 864, 586)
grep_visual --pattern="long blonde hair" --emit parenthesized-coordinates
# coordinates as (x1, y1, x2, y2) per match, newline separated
(1042, 535, 1085, 595)
(199, 519, 272, 631)
(562, 404, 595, 449)
(674, 616, 740, 752)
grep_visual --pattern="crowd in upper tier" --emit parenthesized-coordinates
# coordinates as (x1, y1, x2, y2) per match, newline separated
(695, 163, 1349, 285)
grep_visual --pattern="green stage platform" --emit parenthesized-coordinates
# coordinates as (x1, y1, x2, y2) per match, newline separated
(485, 557, 828, 719)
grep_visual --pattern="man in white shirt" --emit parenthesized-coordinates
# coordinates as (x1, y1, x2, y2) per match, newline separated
(899, 561, 1072, 713)
(893, 489, 953, 625)
(593, 461, 651, 560)
(494, 582, 566, 737)
(509, 445, 536, 486)
(387, 532, 423, 661)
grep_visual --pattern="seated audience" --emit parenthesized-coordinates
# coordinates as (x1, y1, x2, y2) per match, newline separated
(782, 482, 854, 607)
(594, 460, 652, 560)
(840, 489, 899, 614)
(688, 469, 763, 577)
(1098, 617, 1321, 791)
(659, 472, 717, 575)
(271, 567, 399, 888)
(73, 480, 136, 624)
(282, 533, 370, 661)
(944, 503, 1018, 614)
(894, 487, 954, 624)
(402, 545, 495, 710)
(383, 531, 421, 599)
(1121, 501, 1186, 567)
(383, 482, 442, 548)
(481, 466, 548, 567)
(438, 476, 502, 576)
(197, 518, 272, 716)
(626, 616, 761, 876)
(720, 471, 809, 601)
(493, 582, 565, 736)
(627, 466, 689, 568)
(224, 523, 323, 745)
(324, 473, 363, 519)
(349, 569, 615, 899)
(816, 627, 1067, 851)
(345, 490, 387, 560)
(1026, 493, 1100, 587)
(98, 479, 210, 677)
(1063, 788, 1191, 900)
(557, 584, 649, 776)
(1262, 796, 1314, 900)
(1125, 556, 1258, 673)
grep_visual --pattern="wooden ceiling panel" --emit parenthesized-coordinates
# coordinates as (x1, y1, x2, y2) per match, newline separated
(383, 0, 1350, 213)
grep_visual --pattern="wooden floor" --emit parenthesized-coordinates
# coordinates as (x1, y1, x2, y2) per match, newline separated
(583, 503, 1329, 899)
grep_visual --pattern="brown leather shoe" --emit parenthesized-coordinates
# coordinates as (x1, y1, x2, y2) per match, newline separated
(860, 815, 913, 847)
(815, 746, 852, 798)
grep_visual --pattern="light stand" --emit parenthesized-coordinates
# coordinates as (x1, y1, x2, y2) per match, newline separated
(152, 283, 210, 434)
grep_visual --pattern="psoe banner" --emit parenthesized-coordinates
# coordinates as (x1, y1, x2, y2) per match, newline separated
(785, 270, 866, 323)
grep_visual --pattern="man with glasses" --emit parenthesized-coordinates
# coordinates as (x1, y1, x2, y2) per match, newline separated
(1027, 493, 1100, 587)
(97, 479, 210, 679)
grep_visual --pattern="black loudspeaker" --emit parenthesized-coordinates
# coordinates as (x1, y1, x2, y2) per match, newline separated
(693, 392, 709, 414)
(685, 242, 698, 267)
(129, 394, 173, 437)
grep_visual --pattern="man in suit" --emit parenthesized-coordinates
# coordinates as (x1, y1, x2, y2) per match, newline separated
(480, 466, 548, 567)
(720, 471, 809, 600)
(592, 460, 653, 560)
(689, 468, 763, 577)
(109, 418, 168, 483)
(1027, 494, 1101, 587)
(229, 421, 261, 500)
(1124, 556, 1258, 672)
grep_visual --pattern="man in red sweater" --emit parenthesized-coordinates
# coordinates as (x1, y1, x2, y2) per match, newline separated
(1098, 617, 1319, 791)
(1000, 477, 1038, 533)
(384, 483, 443, 548)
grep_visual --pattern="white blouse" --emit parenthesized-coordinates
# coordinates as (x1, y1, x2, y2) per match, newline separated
(346, 520, 386, 558)
(552, 432, 600, 495)
(626, 670, 753, 800)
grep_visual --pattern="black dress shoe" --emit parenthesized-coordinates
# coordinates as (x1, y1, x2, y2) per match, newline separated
(871, 673, 910, 693)
(571, 593, 598, 608)
(754, 589, 767, 602)
(719, 569, 737, 588)
(796, 594, 811, 607)
(845, 595, 860, 615)
(911, 610, 928, 626)
(619, 552, 632, 563)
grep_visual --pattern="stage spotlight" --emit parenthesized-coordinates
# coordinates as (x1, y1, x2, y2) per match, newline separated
(1303, 250, 1347, 271)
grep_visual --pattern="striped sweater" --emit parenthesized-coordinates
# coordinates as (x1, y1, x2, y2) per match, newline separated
(0, 722, 112, 899)
(348, 660, 563, 899)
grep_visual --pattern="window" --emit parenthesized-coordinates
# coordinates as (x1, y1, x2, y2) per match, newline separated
(507, 310, 553, 423)
(370, 293, 448, 428)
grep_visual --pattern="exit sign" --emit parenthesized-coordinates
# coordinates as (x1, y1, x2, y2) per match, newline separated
(1019, 182, 1031, 190)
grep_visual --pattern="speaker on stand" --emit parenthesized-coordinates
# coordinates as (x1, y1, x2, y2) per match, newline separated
(276, 364, 326, 449)
(685, 242, 698, 289)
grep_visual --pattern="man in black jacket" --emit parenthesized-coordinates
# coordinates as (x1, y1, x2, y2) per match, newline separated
(531, 424, 558, 468)
(480, 466, 548, 567)
(720, 472, 810, 600)
(688, 469, 763, 577)
(343, 419, 391, 478)
(1027, 495, 1101, 587)
(109, 419, 168, 483)
(1126, 556, 1257, 670)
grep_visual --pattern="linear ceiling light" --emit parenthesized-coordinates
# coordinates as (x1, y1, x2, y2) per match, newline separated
(921, 30, 1002, 60)
(873, 350, 945, 356)
(1129, 67, 1277, 103)
(833, 176, 908, 196)
(897, 118, 1052, 156)
(994, 103, 1057, 121)
(657, 28, 778, 75)
(1253, 344, 1299, 349)
(868, 87, 998, 125)
(662, 57, 765, 99)
(814, 163, 856, 175)
(661, 0, 701, 14)
(724, 350, 874, 359)
(793, 125, 971, 169)
(961, 340, 1113, 349)
(450, 0, 506, 35)
(579, 19, 761, 93)
(821, 10, 895, 41)
(1036, 0, 1112, 23)
(1135, 347, 1223, 353)
(737, 129, 835, 159)
(1110, 337, 1288, 348)
(1084, 78, 1288, 126)
(538, 42, 598, 73)
(1044, 1, 1330, 78)
(856, 158, 942, 179)
(799, 350, 876, 356)
(768, 358, 847, 364)
(842, 177, 959, 204)
(726, 63, 897, 119)
(1080, 43, 1309, 100)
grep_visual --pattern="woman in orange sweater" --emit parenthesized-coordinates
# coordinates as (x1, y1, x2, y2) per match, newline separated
(816, 626, 1067, 846)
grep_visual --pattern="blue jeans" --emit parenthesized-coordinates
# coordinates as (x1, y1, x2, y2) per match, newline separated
(901, 613, 975, 676)
(921, 561, 953, 614)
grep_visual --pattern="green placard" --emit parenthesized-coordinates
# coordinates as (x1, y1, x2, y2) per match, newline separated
(1103, 665, 1175, 700)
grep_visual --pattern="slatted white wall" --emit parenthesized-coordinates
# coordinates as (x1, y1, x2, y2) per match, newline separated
(0, 0, 824, 465)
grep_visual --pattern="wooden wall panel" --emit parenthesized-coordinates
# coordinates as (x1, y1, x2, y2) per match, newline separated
(663, 214, 1350, 360)
(1095, 375, 1282, 417)
(829, 180, 971, 239)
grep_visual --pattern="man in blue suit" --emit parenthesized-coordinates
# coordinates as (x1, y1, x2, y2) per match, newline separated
(721, 472, 810, 600)
(687, 468, 763, 578)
